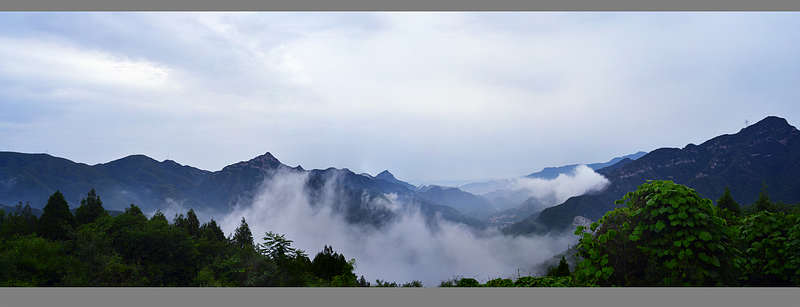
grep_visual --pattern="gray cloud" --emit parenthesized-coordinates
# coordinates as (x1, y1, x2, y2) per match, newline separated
(1, 13, 800, 184)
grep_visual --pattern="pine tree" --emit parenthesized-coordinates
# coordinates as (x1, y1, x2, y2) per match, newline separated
(232, 217, 254, 250)
(555, 256, 571, 277)
(38, 190, 75, 241)
(200, 219, 226, 242)
(185, 209, 201, 238)
(75, 188, 108, 225)
(716, 187, 741, 215)
(754, 184, 773, 212)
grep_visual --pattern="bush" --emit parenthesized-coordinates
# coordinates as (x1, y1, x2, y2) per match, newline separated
(573, 180, 737, 286)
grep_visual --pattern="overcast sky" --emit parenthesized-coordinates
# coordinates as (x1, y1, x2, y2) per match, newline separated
(1, 12, 799, 185)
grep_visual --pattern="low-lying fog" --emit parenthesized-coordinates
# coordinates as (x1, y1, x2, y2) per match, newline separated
(148, 166, 610, 286)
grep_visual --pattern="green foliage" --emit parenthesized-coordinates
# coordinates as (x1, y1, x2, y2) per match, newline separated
(456, 278, 480, 287)
(738, 211, 800, 285)
(75, 188, 108, 225)
(0, 235, 70, 286)
(547, 256, 571, 277)
(375, 279, 399, 287)
(38, 191, 75, 241)
(513, 276, 573, 287)
(401, 280, 423, 287)
(232, 217, 254, 250)
(573, 180, 737, 286)
(439, 276, 573, 287)
(716, 187, 741, 216)
(1, 189, 367, 287)
(311, 245, 356, 284)
(753, 184, 773, 212)
(0, 202, 38, 238)
(174, 209, 201, 238)
(485, 278, 514, 287)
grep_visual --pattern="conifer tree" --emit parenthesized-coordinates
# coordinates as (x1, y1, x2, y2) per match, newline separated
(233, 217, 254, 250)
(75, 188, 108, 225)
(717, 187, 741, 215)
(754, 184, 773, 212)
(38, 191, 75, 241)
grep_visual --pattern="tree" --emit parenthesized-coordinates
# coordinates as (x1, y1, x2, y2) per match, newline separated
(311, 245, 350, 281)
(547, 256, 570, 277)
(200, 219, 226, 242)
(716, 187, 741, 216)
(260, 232, 297, 262)
(573, 180, 737, 286)
(75, 189, 108, 225)
(150, 210, 169, 225)
(175, 209, 201, 238)
(738, 211, 800, 285)
(754, 184, 773, 212)
(0, 202, 37, 238)
(38, 191, 75, 241)
(232, 217, 254, 250)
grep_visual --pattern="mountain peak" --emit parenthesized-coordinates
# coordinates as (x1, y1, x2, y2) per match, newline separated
(253, 152, 279, 162)
(376, 170, 395, 179)
(745, 116, 794, 132)
(107, 154, 158, 165)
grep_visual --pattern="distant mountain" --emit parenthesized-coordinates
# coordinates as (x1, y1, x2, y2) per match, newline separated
(0, 151, 483, 228)
(525, 151, 648, 179)
(415, 185, 497, 219)
(506, 116, 800, 235)
(459, 151, 646, 196)
(374, 170, 418, 191)
(0, 152, 211, 213)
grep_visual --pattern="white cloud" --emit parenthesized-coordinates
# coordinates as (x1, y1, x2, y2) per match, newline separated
(0, 37, 174, 92)
(511, 165, 610, 205)
(220, 170, 576, 286)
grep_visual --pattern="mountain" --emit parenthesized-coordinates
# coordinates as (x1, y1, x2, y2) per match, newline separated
(0, 152, 211, 212)
(524, 151, 648, 179)
(459, 151, 646, 196)
(0, 151, 482, 228)
(506, 116, 800, 235)
(374, 170, 418, 191)
(415, 185, 497, 219)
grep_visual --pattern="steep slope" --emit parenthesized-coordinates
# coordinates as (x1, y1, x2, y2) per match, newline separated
(506, 116, 800, 235)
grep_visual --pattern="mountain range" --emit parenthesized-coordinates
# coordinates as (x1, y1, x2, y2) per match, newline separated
(0, 151, 482, 227)
(504, 116, 800, 235)
(3, 115, 798, 235)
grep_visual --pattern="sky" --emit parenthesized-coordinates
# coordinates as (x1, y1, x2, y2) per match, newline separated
(1, 12, 799, 185)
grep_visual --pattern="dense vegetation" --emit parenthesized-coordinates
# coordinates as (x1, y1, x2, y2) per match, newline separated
(0, 189, 367, 286)
(435, 181, 800, 287)
(3, 181, 799, 287)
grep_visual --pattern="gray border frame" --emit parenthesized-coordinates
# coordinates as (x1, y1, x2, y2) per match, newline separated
(1, 5, 800, 307)
(2, 288, 800, 307)
(1, 0, 800, 10)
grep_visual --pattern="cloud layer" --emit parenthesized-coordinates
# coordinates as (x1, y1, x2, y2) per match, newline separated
(2, 13, 800, 184)
(218, 171, 576, 286)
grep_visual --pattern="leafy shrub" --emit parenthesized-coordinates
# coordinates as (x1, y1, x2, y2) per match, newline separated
(738, 211, 800, 285)
(485, 278, 514, 287)
(574, 180, 738, 286)
(513, 276, 573, 287)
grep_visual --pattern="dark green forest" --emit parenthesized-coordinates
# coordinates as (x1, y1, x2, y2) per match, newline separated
(2, 182, 799, 287)
(0, 189, 369, 287)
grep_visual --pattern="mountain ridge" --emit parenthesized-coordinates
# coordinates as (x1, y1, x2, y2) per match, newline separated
(505, 115, 800, 235)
